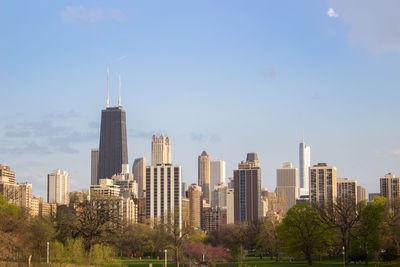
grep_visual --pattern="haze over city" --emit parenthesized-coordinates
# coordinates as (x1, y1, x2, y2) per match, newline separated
(1, 0, 400, 198)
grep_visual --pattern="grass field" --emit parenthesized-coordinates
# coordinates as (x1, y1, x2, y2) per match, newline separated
(116, 257, 400, 267)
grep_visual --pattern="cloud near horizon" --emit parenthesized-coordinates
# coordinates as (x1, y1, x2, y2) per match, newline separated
(61, 5, 126, 23)
(326, 8, 339, 18)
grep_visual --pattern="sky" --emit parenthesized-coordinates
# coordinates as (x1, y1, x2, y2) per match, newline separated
(1, 0, 400, 198)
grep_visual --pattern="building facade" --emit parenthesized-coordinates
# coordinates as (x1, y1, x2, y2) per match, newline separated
(133, 157, 146, 198)
(91, 148, 99, 185)
(151, 134, 171, 166)
(226, 188, 234, 224)
(188, 184, 202, 229)
(276, 162, 298, 215)
(0, 182, 32, 210)
(380, 173, 400, 201)
(337, 178, 357, 204)
(145, 164, 182, 229)
(198, 151, 211, 204)
(210, 159, 226, 192)
(299, 141, 311, 196)
(357, 185, 367, 203)
(211, 182, 227, 208)
(0, 165, 15, 183)
(47, 169, 69, 204)
(309, 163, 337, 206)
(233, 153, 262, 223)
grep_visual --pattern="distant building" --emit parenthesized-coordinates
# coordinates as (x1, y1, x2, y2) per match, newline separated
(211, 182, 227, 208)
(299, 140, 311, 196)
(337, 178, 357, 204)
(0, 165, 15, 183)
(357, 186, 367, 202)
(133, 157, 146, 198)
(182, 182, 187, 197)
(226, 188, 234, 224)
(201, 206, 226, 232)
(151, 134, 171, 166)
(309, 163, 337, 206)
(91, 149, 99, 185)
(146, 164, 182, 229)
(210, 160, 226, 192)
(198, 151, 211, 203)
(380, 173, 400, 201)
(234, 153, 262, 223)
(90, 178, 121, 197)
(47, 169, 70, 205)
(0, 182, 32, 210)
(182, 197, 190, 227)
(276, 162, 298, 215)
(368, 193, 380, 201)
(188, 184, 202, 229)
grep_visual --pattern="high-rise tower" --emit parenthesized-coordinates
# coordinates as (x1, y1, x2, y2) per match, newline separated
(299, 139, 311, 195)
(97, 69, 128, 183)
(198, 151, 211, 203)
(151, 134, 171, 166)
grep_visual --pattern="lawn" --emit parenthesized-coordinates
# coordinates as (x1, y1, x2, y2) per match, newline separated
(116, 257, 400, 267)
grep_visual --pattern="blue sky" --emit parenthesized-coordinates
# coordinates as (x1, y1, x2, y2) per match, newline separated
(1, 0, 400, 198)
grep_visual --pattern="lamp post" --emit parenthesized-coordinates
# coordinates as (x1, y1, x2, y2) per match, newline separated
(164, 249, 167, 267)
(47, 242, 49, 264)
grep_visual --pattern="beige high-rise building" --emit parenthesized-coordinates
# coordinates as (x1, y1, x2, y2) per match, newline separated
(380, 173, 400, 201)
(198, 151, 211, 203)
(188, 184, 202, 229)
(151, 134, 171, 166)
(133, 157, 146, 198)
(0, 165, 15, 183)
(226, 188, 234, 224)
(0, 182, 32, 210)
(47, 169, 69, 204)
(309, 163, 337, 206)
(211, 182, 227, 208)
(357, 185, 367, 203)
(276, 162, 298, 215)
(337, 178, 357, 204)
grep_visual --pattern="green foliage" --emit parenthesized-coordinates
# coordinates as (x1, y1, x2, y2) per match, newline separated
(28, 216, 56, 260)
(90, 243, 115, 265)
(277, 204, 334, 265)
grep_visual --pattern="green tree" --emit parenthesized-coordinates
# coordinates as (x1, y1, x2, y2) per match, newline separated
(277, 204, 333, 265)
(27, 216, 56, 261)
(256, 218, 280, 261)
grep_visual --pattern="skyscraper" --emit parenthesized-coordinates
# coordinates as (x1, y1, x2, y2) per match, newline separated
(188, 184, 202, 229)
(91, 149, 99, 186)
(0, 165, 15, 183)
(276, 162, 298, 215)
(357, 185, 367, 203)
(299, 140, 311, 196)
(337, 178, 357, 204)
(210, 159, 226, 191)
(380, 173, 400, 201)
(309, 163, 337, 206)
(198, 151, 211, 203)
(133, 157, 146, 198)
(97, 69, 128, 183)
(151, 134, 171, 166)
(47, 169, 69, 205)
(234, 153, 262, 223)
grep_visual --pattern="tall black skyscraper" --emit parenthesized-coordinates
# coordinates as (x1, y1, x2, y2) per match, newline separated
(97, 70, 128, 183)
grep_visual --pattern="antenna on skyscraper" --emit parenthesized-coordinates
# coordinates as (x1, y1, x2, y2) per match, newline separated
(106, 66, 110, 108)
(118, 74, 122, 108)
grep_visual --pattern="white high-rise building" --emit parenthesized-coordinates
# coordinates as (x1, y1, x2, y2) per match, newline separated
(226, 188, 234, 224)
(47, 169, 69, 204)
(299, 140, 311, 196)
(151, 134, 171, 166)
(91, 148, 99, 185)
(210, 159, 226, 191)
(146, 164, 182, 229)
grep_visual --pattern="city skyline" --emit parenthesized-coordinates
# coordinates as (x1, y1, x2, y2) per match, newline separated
(2, 1, 400, 198)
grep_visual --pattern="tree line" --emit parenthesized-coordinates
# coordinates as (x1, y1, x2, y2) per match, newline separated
(1, 192, 400, 266)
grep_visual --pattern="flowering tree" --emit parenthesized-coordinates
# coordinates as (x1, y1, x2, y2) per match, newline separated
(183, 242, 231, 267)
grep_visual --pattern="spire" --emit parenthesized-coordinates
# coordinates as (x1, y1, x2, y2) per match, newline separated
(106, 66, 110, 108)
(118, 74, 122, 108)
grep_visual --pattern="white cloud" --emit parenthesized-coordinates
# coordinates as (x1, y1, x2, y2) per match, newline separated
(61, 6, 126, 23)
(327, 8, 339, 18)
(329, 0, 400, 54)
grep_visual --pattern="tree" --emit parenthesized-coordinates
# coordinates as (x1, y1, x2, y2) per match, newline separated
(117, 223, 154, 257)
(182, 242, 231, 267)
(256, 218, 280, 261)
(27, 216, 55, 261)
(277, 204, 334, 265)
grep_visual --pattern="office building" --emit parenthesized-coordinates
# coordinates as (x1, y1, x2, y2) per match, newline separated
(201, 207, 227, 232)
(198, 151, 211, 203)
(145, 164, 182, 229)
(210, 159, 226, 192)
(97, 69, 128, 183)
(0, 165, 15, 183)
(0, 182, 32, 210)
(47, 169, 69, 204)
(276, 162, 298, 215)
(309, 163, 337, 206)
(90, 178, 121, 197)
(369, 193, 380, 201)
(226, 188, 234, 224)
(182, 182, 187, 197)
(211, 182, 227, 208)
(91, 149, 99, 186)
(357, 186, 367, 202)
(299, 140, 311, 196)
(133, 157, 146, 198)
(233, 153, 262, 223)
(188, 184, 202, 229)
(151, 134, 171, 166)
(337, 178, 357, 204)
(380, 173, 400, 201)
